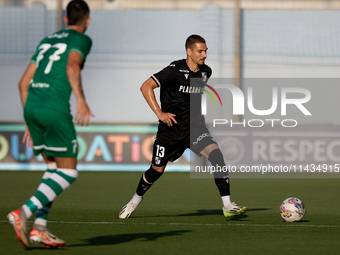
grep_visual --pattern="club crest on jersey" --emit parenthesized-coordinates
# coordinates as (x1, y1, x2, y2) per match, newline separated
(202, 72, 207, 82)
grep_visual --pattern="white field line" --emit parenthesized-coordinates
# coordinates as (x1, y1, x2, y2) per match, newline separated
(1, 220, 340, 228)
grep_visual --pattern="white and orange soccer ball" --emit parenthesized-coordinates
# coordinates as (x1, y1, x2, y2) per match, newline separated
(280, 197, 306, 222)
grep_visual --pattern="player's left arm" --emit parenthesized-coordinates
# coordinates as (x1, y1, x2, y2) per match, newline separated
(18, 62, 36, 147)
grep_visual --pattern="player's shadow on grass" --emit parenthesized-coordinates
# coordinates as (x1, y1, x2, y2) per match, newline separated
(177, 209, 228, 217)
(131, 208, 269, 221)
(131, 209, 223, 218)
(178, 208, 269, 217)
(68, 230, 191, 247)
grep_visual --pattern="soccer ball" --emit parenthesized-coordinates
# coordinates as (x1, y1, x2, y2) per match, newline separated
(280, 197, 305, 222)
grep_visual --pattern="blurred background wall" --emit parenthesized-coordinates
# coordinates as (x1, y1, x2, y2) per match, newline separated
(1, 0, 340, 123)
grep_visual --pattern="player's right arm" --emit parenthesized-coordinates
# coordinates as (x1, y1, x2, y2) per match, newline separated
(140, 78, 177, 127)
(66, 50, 94, 126)
(18, 62, 36, 147)
(18, 62, 36, 107)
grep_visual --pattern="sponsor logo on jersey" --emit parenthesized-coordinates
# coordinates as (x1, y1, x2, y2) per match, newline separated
(184, 74, 189, 79)
(179, 69, 190, 73)
(169, 64, 176, 67)
(47, 32, 69, 39)
(32, 82, 50, 88)
(179, 85, 203, 94)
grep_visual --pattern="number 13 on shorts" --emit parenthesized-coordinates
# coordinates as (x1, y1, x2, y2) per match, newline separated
(156, 145, 165, 158)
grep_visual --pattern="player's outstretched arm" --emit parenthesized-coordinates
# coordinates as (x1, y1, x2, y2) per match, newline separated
(66, 51, 94, 126)
(140, 78, 177, 127)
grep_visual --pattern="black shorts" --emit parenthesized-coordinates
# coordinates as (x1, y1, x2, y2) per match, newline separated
(151, 121, 217, 166)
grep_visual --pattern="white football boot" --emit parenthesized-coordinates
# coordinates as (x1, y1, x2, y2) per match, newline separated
(223, 202, 248, 219)
(119, 197, 143, 219)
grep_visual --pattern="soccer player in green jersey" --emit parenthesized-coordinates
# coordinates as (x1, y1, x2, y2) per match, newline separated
(7, 0, 93, 249)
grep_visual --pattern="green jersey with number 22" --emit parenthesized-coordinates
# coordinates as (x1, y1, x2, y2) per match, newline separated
(25, 28, 92, 114)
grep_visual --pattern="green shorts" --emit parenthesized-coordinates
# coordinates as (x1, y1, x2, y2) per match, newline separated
(24, 107, 78, 158)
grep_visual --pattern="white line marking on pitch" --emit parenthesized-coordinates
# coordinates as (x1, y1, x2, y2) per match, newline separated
(1, 220, 339, 228)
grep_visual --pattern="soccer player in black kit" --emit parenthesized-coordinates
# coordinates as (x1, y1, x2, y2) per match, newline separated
(119, 35, 247, 219)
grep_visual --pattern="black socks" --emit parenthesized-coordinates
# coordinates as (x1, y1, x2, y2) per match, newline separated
(208, 149, 230, 196)
(136, 166, 163, 196)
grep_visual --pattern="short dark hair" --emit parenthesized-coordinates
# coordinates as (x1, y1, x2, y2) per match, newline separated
(185, 34, 206, 50)
(67, 0, 90, 26)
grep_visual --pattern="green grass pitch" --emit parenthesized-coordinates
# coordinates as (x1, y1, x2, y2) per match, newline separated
(0, 171, 339, 254)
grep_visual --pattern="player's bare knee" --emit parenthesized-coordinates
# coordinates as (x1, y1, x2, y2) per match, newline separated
(54, 157, 77, 169)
